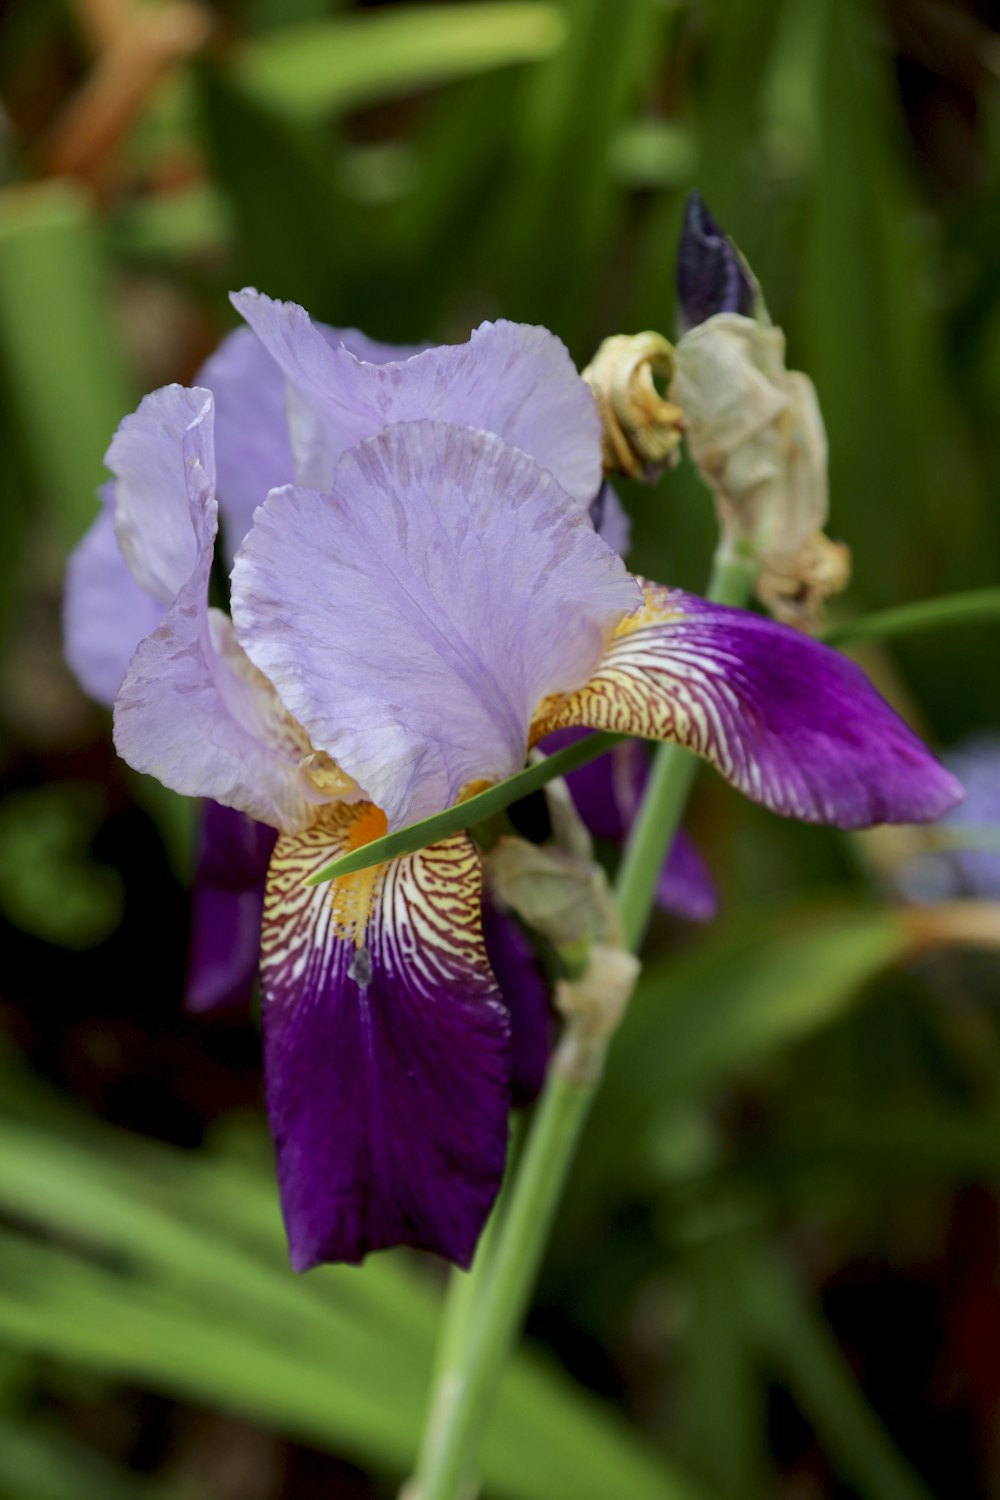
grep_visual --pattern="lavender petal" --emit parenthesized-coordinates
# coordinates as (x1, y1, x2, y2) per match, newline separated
(63, 490, 166, 706)
(231, 421, 639, 830)
(231, 289, 602, 505)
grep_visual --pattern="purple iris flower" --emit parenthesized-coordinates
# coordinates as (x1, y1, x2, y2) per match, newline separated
(65, 289, 962, 1271)
(895, 735, 1000, 903)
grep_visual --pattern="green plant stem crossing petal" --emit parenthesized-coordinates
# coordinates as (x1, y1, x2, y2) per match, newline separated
(303, 731, 624, 886)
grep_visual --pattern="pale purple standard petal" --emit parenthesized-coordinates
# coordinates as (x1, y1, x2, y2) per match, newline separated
(324, 327, 429, 365)
(231, 289, 602, 504)
(63, 489, 166, 706)
(232, 421, 640, 830)
(590, 481, 632, 557)
(194, 323, 428, 560)
(533, 584, 964, 830)
(110, 386, 315, 832)
(185, 801, 276, 1014)
(262, 808, 510, 1268)
(195, 327, 295, 563)
(108, 385, 214, 603)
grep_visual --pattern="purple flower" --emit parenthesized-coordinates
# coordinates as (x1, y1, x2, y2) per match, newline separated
(895, 734, 1000, 903)
(65, 290, 962, 1271)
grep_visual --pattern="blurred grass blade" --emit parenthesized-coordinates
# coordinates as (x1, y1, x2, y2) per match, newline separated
(197, 64, 357, 315)
(0, 1415, 188, 1500)
(0, 182, 132, 546)
(501, 0, 671, 342)
(823, 588, 1000, 647)
(0, 1102, 694, 1500)
(745, 1244, 936, 1500)
(235, 5, 567, 120)
(800, 0, 978, 609)
(615, 903, 908, 1106)
(679, 1239, 763, 1500)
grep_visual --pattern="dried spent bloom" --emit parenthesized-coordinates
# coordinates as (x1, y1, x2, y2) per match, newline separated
(668, 193, 846, 629)
(65, 289, 962, 1270)
(669, 309, 848, 626)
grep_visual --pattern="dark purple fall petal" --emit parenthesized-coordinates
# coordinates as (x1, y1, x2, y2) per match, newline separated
(261, 806, 510, 1269)
(532, 584, 964, 830)
(676, 192, 755, 334)
(481, 899, 551, 1104)
(185, 802, 277, 1014)
(658, 830, 718, 923)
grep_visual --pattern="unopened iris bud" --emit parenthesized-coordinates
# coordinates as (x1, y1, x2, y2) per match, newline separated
(666, 196, 851, 629)
(676, 191, 756, 333)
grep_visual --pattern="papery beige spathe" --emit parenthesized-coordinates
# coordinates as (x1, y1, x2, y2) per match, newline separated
(669, 312, 848, 627)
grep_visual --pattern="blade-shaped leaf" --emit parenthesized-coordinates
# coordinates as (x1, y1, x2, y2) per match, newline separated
(235, 5, 567, 120)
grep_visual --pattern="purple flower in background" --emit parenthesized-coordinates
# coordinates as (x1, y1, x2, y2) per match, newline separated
(65, 288, 962, 1272)
(895, 735, 1000, 903)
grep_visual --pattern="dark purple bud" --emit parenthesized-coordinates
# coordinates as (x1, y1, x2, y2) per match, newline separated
(676, 192, 755, 332)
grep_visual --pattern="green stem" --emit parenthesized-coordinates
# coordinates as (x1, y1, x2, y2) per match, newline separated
(615, 547, 756, 949)
(409, 542, 756, 1500)
(822, 586, 1000, 647)
(411, 1117, 522, 1491)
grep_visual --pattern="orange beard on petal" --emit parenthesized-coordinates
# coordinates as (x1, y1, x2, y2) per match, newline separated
(329, 802, 389, 948)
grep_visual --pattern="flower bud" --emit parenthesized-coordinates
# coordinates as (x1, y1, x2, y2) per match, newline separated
(676, 191, 756, 333)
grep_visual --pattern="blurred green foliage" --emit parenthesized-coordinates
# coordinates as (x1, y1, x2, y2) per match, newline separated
(0, 0, 998, 1497)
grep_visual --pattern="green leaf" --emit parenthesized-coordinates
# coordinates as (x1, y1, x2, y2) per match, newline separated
(0, 1104, 694, 1500)
(615, 902, 908, 1106)
(0, 783, 123, 948)
(744, 1244, 935, 1500)
(304, 731, 623, 886)
(234, 5, 568, 121)
(0, 183, 132, 546)
(822, 588, 1000, 647)
(0, 1415, 188, 1500)
(196, 64, 357, 316)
